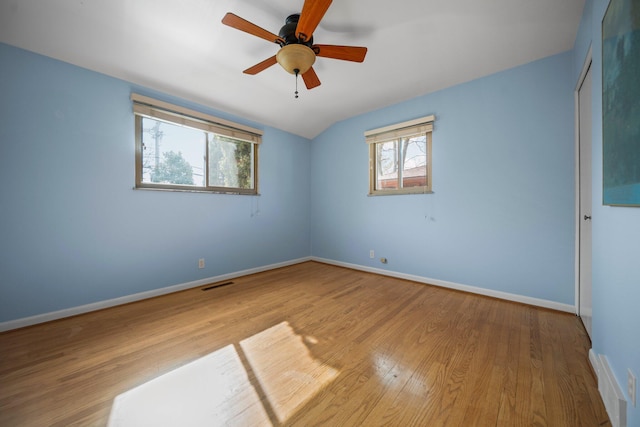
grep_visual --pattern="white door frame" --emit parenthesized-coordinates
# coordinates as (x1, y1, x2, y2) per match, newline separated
(574, 46, 593, 318)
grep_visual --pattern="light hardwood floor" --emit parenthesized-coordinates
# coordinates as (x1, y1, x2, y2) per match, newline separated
(0, 261, 609, 426)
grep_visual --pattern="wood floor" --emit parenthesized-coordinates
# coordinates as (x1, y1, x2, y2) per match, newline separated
(0, 261, 609, 426)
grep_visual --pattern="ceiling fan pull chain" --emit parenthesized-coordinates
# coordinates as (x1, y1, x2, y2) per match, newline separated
(294, 68, 300, 99)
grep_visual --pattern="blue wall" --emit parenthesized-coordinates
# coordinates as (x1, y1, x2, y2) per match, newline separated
(2, 4, 638, 422)
(311, 51, 576, 304)
(575, 0, 640, 425)
(0, 43, 311, 322)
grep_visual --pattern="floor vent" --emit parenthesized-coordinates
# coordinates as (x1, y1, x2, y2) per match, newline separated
(597, 354, 627, 427)
(201, 281, 234, 291)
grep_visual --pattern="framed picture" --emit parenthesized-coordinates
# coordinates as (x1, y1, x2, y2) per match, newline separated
(601, 0, 640, 206)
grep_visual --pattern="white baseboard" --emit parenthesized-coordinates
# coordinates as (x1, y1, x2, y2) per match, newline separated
(0, 257, 312, 332)
(590, 348, 601, 378)
(1, 256, 574, 332)
(311, 257, 575, 313)
(589, 350, 628, 427)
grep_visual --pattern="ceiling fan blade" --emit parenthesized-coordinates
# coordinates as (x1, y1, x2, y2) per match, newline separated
(295, 0, 333, 42)
(222, 13, 284, 45)
(243, 56, 278, 75)
(302, 67, 321, 89)
(314, 45, 367, 62)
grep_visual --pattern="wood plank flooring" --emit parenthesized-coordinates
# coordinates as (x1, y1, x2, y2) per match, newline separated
(0, 261, 610, 426)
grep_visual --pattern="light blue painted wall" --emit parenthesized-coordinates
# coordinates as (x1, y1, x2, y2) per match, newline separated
(2, 9, 638, 423)
(311, 51, 576, 304)
(575, 0, 640, 425)
(0, 43, 311, 322)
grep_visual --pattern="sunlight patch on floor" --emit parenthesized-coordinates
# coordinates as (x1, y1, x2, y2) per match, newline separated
(107, 321, 338, 426)
(240, 321, 339, 423)
(107, 344, 270, 427)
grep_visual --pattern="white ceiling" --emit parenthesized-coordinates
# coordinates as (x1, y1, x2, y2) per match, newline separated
(0, 0, 584, 139)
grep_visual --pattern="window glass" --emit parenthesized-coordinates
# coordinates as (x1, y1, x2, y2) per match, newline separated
(141, 117, 205, 187)
(376, 141, 399, 190)
(209, 135, 254, 190)
(402, 135, 427, 188)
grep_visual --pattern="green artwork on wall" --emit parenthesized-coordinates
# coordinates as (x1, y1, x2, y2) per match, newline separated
(602, 0, 640, 206)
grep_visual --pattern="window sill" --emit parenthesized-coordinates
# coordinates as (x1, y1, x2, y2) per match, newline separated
(368, 190, 434, 196)
(133, 186, 259, 196)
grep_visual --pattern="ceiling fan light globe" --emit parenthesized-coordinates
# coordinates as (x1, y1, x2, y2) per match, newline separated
(276, 44, 316, 75)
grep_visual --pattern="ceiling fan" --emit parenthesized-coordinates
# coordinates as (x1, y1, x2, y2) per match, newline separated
(222, 0, 368, 97)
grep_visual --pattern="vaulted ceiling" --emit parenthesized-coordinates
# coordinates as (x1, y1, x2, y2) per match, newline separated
(0, 0, 585, 139)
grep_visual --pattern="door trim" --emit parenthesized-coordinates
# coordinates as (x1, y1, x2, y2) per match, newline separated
(574, 46, 593, 316)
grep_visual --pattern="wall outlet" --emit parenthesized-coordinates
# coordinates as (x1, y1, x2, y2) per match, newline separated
(198, 258, 205, 269)
(369, 250, 374, 258)
(380, 257, 388, 264)
(629, 368, 637, 407)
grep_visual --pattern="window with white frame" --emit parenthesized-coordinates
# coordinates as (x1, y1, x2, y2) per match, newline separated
(132, 94, 262, 195)
(366, 115, 434, 195)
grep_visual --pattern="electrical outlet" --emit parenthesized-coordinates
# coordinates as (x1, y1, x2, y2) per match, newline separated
(369, 250, 374, 258)
(629, 368, 637, 407)
(198, 258, 205, 269)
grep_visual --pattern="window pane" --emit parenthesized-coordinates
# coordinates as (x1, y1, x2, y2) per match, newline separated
(402, 135, 427, 188)
(376, 141, 398, 190)
(208, 135, 254, 190)
(141, 117, 205, 186)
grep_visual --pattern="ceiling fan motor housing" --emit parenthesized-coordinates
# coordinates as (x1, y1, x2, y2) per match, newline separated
(279, 14, 313, 46)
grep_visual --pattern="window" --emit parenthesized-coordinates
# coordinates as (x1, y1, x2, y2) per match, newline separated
(366, 115, 434, 195)
(132, 94, 262, 194)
